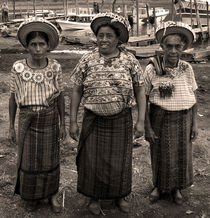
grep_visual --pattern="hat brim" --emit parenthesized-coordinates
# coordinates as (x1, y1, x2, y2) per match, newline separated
(155, 26, 194, 50)
(17, 21, 59, 51)
(91, 16, 129, 44)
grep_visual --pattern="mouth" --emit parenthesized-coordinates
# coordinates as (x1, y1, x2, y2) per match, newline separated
(100, 44, 109, 49)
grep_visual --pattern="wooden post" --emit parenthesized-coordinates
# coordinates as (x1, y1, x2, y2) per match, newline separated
(66, 0, 68, 16)
(42, 0, 44, 18)
(207, 1, 209, 35)
(136, 0, 139, 36)
(13, 0, 15, 19)
(75, 0, 78, 14)
(87, 0, 90, 14)
(27, 0, 29, 18)
(33, 0, 36, 16)
(179, 1, 182, 21)
(194, 0, 204, 39)
(63, 0, 66, 18)
(171, 0, 175, 21)
(122, 0, 125, 16)
(153, 7, 157, 33)
(190, 0, 193, 26)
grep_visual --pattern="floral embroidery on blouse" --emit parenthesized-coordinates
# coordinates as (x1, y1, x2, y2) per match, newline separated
(71, 47, 144, 116)
(10, 59, 64, 111)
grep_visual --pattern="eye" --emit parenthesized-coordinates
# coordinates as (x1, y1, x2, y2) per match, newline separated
(175, 44, 183, 50)
(166, 44, 173, 50)
(98, 33, 104, 39)
(40, 42, 46, 46)
(106, 33, 113, 39)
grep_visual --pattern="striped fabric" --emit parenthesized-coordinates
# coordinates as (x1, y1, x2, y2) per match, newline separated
(148, 104, 193, 192)
(15, 103, 60, 200)
(144, 60, 197, 111)
(76, 108, 133, 199)
(10, 58, 64, 111)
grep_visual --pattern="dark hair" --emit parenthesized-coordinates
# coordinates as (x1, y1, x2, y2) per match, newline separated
(26, 31, 49, 46)
(95, 23, 120, 38)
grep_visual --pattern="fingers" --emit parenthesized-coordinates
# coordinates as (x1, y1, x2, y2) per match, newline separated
(145, 133, 158, 144)
(70, 132, 79, 142)
(191, 131, 198, 142)
(134, 131, 144, 139)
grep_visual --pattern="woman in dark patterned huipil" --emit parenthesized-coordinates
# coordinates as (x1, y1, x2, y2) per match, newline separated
(69, 13, 146, 215)
(8, 17, 66, 213)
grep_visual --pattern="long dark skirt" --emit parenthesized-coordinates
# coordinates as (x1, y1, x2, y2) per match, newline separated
(14, 104, 60, 200)
(149, 104, 193, 192)
(77, 108, 133, 199)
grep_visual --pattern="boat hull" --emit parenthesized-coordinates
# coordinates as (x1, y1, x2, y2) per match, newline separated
(56, 19, 91, 31)
(175, 0, 210, 26)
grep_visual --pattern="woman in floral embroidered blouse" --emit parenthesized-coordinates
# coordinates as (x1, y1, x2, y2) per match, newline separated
(144, 21, 198, 205)
(8, 18, 66, 213)
(69, 13, 146, 215)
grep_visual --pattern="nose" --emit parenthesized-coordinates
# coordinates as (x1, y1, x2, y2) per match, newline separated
(101, 35, 108, 41)
(36, 44, 41, 52)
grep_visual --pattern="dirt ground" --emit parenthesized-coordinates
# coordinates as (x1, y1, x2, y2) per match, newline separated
(0, 35, 210, 218)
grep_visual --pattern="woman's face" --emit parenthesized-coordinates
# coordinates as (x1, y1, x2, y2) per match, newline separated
(27, 36, 49, 60)
(161, 34, 185, 67)
(96, 26, 119, 55)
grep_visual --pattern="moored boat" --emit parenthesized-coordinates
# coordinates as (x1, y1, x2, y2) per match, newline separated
(56, 14, 94, 31)
(174, 0, 210, 26)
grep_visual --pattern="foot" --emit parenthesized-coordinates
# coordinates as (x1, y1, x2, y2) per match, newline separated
(25, 200, 39, 212)
(88, 199, 101, 215)
(149, 187, 160, 203)
(50, 193, 62, 213)
(173, 189, 183, 205)
(115, 198, 129, 213)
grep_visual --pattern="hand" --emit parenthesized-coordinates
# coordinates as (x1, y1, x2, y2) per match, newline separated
(9, 127, 16, 144)
(134, 120, 145, 139)
(59, 125, 66, 142)
(69, 122, 80, 142)
(191, 122, 198, 142)
(145, 126, 158, 144)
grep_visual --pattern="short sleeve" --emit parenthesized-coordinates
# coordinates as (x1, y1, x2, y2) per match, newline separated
(143, 64, 156, 95)
(129, 53, 144, 86)
(56, 63, 64, 92)
(9, 64, 16, 93)
(187, 64, 198, 91)
(71, 53, 89, 87)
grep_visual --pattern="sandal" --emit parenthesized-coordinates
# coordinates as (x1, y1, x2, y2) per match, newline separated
(50, 194, 62, 213)
(173, 189, 183, 205)
(149, 187, 160, 203)
(88, 199, 101, 215)
(115, 198, 129, 213)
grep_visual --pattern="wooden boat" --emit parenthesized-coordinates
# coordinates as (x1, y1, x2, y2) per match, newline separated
(140, 7, 170, 23)
(174, 0, 210, 26)
(133, 6, 169, 24)
(56, 14, 94, 31)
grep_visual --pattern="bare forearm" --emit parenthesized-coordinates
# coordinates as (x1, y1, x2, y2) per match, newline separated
(9, 93, 17, 129)
(134, 86, 146, 122)
(57, 92, 65, 126)
(192, 103, 197, 124)
(70, 86, 83, 123)
(145, 95, 152, 129)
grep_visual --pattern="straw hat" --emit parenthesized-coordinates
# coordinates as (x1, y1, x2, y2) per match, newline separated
(90, 12, 131, 44)
(17, 17, 60, 51)
(155, 21, 195, 50)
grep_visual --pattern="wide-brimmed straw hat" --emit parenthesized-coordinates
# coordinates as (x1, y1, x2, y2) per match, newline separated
(155, 21, 195, 50)
(17, 17, 60, 51)
(90, 12, 131, 44)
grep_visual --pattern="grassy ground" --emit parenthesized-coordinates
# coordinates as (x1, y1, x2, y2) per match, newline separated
(0, 36, 209, 218)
